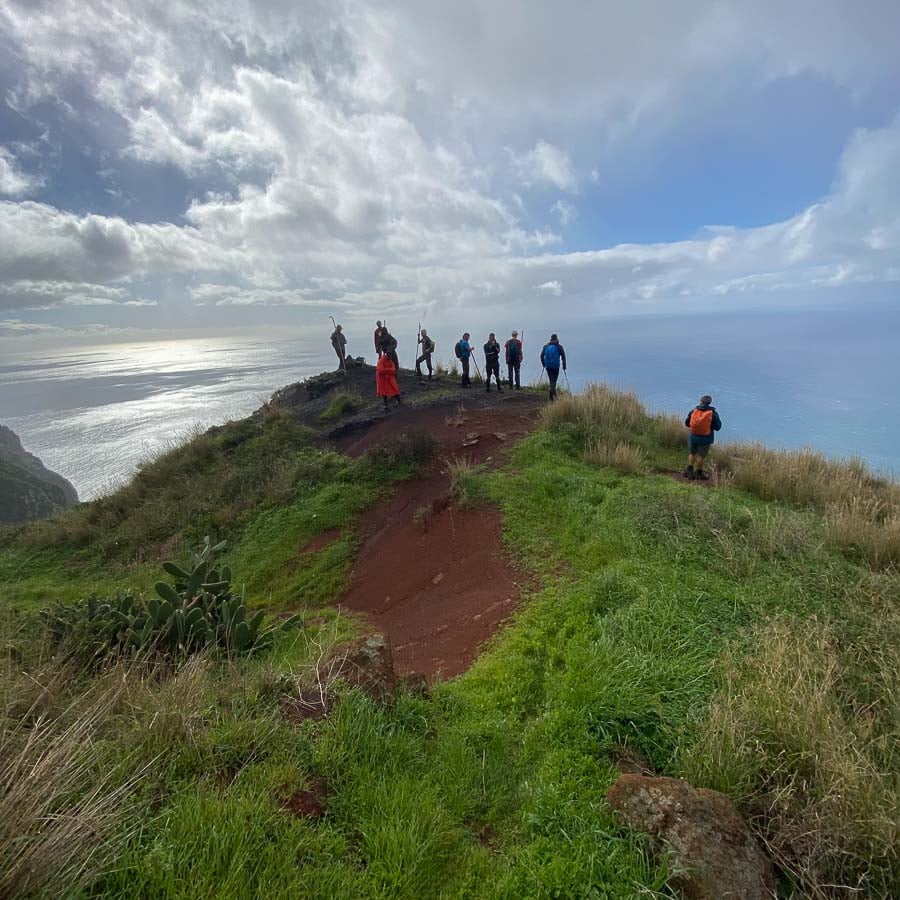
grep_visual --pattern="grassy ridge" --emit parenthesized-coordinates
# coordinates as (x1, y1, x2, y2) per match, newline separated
(1, 386, 897, 897)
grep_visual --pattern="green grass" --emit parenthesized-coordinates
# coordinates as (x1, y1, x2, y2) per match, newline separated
(1, 385, 897, 897)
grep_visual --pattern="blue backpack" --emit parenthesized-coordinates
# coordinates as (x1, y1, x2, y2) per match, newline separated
(543, 343, 561, 369)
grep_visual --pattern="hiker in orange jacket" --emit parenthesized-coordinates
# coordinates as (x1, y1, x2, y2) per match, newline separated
(684, 394, 722, 480)
(376, 353, 402, 409)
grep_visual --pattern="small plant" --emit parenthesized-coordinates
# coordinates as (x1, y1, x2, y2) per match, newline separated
(319, 391, 361, 422)
(364, 429, 439, 471)
(43, 537, 300, 667)
(447, 456, 481, 505)
(413, 504, 433, 531)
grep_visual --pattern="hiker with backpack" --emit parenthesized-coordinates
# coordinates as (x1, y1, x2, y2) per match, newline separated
(539, 333, 567, 401)
(374, 321, 385, 358)
(376, 352, 402, 410)
(379, 328, 399, 368)
(454, 332, 472, 387)
(416, 328, 435, 379)
(684, 395, 722, 480)
(483, 333, 503, 392)
(505, 330, 523, 389)
(330, 324, 347, 369)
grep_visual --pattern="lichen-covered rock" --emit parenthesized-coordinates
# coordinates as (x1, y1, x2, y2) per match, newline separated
(332, 633, 398, 700)
(0, 426, 78, 524)
(606, 774, 775, 900)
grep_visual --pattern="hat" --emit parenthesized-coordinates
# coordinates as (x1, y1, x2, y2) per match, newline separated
(512, 330, 518, 336)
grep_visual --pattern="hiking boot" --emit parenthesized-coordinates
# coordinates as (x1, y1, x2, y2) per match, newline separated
(695, 471, 709, 481)
(497, 386, 503, 393)
(683, 465, 694, 478)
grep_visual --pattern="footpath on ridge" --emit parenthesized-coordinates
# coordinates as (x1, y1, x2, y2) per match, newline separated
(271, 363, 545, 680)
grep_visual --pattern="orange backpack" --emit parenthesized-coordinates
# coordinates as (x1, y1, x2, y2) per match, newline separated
(689, 408, 714, 436)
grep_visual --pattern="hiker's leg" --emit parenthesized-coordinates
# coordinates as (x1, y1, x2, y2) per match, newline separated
(426, 354, 433, 376)
(515, 364, 521, 388)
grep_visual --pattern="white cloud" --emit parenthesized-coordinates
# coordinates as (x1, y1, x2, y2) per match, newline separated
(551, 200, 578, 227)
(510, 141, 578, 192)
(536, 280, 563, 296)
(0, 148, 42, 197)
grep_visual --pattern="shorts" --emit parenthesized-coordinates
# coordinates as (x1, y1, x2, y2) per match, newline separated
(689, 437, 711, 457)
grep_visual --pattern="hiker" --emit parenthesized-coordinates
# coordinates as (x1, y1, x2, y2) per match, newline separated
(684, 394, 722, 480)
(454, 332, 472, 387)
(483, 332, 503, 392)
(505, 330, 523, 389)
(373, 321, 385, 358)
(379, 328, 399, 368)
(376, 352, 402, 409)
(539, 333, 567, 401)
(330, 324, 347, 369)
(416, 328, 435, 378)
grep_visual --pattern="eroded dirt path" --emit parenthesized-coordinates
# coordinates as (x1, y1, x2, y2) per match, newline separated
(335, 393, 542, 682)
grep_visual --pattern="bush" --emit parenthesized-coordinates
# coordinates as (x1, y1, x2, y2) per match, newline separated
(364, 428, 439, 472)
(43, 538, 300, 668)
(540, 383, 647, 439)
(652, 413, 687, 450)
(447, 456, 482, 505)
(318, 391, 361, 422)
(680, 614, 900, 897)
(584, 440, 647, 475)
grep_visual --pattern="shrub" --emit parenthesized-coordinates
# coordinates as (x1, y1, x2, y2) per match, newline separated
(584, 440, 647, 475)
(540, 383, 647, 441)
(364, 428, 439, 472)
(447, 456, 482, 505)
(43, 538, 300, 668)
(680, 614, 900, 897)
(652, 413, 687, 450)
(318, 391, 361, 422)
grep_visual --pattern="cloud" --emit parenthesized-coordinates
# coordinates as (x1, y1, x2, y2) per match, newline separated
(510, 142, 578, 192)
(0, 148, 42, 197)
(551, 200, 578, 226)
(0, 0, 898, 339)
(536, 280, 563, 296)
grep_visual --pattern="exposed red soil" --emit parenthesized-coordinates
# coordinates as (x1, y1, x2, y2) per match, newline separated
(281, 777, 328, 820)
(336, 394, 542, 682)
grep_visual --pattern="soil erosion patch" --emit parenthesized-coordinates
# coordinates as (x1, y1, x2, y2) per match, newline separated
(338, 393, 541, 681)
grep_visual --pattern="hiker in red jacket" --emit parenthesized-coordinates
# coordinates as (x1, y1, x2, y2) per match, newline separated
(684, 394, 722, 480)
(376, 353, 402, 409)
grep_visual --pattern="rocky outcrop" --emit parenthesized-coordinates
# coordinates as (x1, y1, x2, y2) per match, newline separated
(0, 425, 78, 524)
(606, 774, 775, 900)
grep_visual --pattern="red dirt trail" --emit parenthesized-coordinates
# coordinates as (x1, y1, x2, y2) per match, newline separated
(335, 393, 542, 682)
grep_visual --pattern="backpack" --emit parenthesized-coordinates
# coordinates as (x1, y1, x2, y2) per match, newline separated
(689, 408, 714, 436)
(543, 343, 560, 369)
(507, 339, 521, 361)
(454, 341, 464, 359)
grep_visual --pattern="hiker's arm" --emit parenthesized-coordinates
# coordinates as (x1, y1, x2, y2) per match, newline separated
(684, 411, 692, 427)
(561, 345, 567, 369)
(713, 411, 722, 431)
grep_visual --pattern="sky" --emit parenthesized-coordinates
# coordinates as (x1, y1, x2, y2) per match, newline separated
(1, 0, 900, 349)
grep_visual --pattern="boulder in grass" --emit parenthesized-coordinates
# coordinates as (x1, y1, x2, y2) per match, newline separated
(606, 774, 775, 900)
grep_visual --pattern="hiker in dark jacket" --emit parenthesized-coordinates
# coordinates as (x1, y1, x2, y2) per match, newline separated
(483, 333, 503, 392)
(379, 329, 399, 368)
(416, 328, 435, 378)
(505, 331, 523, 389)
(330, 324, 347, 369)
(684, 394, 722, 480)
(455, 332, 472, 387)
(373, 321, 385, 358)
(539, 334, 567, 401)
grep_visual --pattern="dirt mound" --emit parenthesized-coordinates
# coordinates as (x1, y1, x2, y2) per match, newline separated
(338, 394, 542, 681)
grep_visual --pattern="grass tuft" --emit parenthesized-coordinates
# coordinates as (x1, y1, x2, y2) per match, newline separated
(318, 391, 362, 422)
(584, 440, 647, 475)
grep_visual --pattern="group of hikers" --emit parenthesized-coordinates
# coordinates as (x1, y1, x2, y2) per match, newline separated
(330, 322, 568, 400)
(330, 321, 722, 478)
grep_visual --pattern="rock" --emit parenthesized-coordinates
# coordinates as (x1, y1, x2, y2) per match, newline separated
(398, 671, 429, 696)
(0, 425, 79, 524)
(331, 633, 398, 700)
(606, 775, 775, 900)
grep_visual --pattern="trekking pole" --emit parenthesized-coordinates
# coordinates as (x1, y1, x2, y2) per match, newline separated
(563, 369, 571, 392)
(472, 357, 483, 382)
(329, 315, 347, 372)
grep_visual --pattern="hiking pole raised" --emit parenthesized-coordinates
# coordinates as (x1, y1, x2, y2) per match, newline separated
(329, 314, 347, 373)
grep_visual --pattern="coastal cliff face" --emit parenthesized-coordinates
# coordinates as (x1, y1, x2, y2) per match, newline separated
(0, 425, 79, 523)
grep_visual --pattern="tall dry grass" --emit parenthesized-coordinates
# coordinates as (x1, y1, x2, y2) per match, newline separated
(540, 383, 647, 437)
(681, 613, 900, 897)
(0, 661, 150, 898)
(715, 443, 900, 568)
(584, 440, 647, 475)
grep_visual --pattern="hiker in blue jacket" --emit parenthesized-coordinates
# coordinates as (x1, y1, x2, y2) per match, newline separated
(454, 332, 472, 387)
(683, 394, 722, 480)
(539, 333, 567, 401)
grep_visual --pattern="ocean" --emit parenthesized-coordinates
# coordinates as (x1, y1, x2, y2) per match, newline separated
(2, 302, 898, 499)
